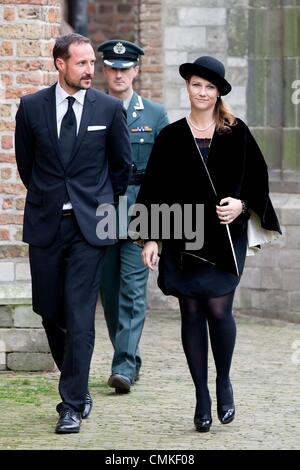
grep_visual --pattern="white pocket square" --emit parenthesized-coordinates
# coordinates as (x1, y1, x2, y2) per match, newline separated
(87, 125, 106, 131)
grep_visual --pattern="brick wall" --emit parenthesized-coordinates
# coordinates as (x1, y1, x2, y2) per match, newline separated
(0, 0, 60, 370)
(88, 0, 140, 92)
(139, 0, 164, 101)
(88, 0, 165, 102)
(0, 0, 60, 251)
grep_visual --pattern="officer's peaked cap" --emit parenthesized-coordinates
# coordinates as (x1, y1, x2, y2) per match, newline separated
(97, 39, 144, 69)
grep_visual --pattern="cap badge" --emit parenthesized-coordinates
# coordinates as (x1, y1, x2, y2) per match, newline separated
(113, 42, 126, 55)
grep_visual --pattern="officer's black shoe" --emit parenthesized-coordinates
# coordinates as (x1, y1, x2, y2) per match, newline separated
(134, 370, 140, 383)
(108, 374, 131, 394)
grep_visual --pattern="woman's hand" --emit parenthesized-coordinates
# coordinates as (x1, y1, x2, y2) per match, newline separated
(216, 197, 243, 224)
(141, 241, 158, 270)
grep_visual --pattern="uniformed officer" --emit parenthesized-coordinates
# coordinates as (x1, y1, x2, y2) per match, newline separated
(97, 39, 169, 393)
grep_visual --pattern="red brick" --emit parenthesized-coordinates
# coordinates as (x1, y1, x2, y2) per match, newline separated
(0, 244, 28, 259)
(0, 183, 26, 195)
(43, 23, 60, 39)
(15, 227, 24, 241)
(40, 40, 55, 57)
(16, 198, 25, 210)
(0, 23, 44, 40)
(3, 7, 16, 21)
(1, 0, 45, 3)
(0, 60, 41, 72)
(0, 154, 16, 164)
(0, 104, 12, 118)
(5, 87, 40, 99)
(47, 8, 60, 23)
(18, 6, 42, 19)
(0, 214, 24, 225)
(1, 136, 13, 150)
(0, 41, 14, 56)
(17, 41, 42, 57)
(0, 229, 10, 241)
(0, 122, 15, 132)
(40, 58, 57, 72)
(1, 168, 13, 180)
(88, 3, 96, 14)
(2, 198, 13, 210)
(1, 74, 13, 86)
(16, 73, 44, 85)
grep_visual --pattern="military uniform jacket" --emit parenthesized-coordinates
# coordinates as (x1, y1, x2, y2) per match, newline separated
(125, 92, 169, 207)
(135, 117, 281, 276)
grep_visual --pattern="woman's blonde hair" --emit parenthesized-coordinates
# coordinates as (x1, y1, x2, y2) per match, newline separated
(214, 97, 237, 133)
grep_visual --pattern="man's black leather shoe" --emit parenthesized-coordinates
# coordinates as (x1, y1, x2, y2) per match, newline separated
(194, 415, 212, 433)
(108, 374, 131, 394)
(81, 392, 93, 419)
(55, 408, 81, 434)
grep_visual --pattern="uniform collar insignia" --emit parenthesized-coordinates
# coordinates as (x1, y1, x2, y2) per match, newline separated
(133, 95, 144, 110)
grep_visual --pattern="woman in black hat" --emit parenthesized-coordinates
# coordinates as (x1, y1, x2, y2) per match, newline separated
(134, 56, 281, 432)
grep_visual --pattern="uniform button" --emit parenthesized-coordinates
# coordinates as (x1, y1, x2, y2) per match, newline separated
(140, 138, 144, 143)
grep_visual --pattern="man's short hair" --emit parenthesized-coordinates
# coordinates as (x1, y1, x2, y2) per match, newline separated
(53, 33, 92, 70)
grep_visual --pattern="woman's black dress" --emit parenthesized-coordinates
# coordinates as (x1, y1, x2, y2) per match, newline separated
(157, 138, 248, 299)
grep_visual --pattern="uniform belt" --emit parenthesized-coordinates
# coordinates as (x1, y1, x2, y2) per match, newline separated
(129, 172, 145, 185)
(62, 208, 74, 216)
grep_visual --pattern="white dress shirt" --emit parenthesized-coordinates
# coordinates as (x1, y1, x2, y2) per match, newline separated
(55, 82, 86, 209)
(123, 90, 133, 111)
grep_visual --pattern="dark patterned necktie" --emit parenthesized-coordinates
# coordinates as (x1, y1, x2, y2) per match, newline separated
(59, 96, 76, 167)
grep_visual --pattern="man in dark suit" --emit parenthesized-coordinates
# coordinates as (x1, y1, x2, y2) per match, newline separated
(15, 33, 132, 434)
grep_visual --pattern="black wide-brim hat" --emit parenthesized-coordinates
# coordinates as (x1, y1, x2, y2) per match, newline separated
(179, 56, 231, 96)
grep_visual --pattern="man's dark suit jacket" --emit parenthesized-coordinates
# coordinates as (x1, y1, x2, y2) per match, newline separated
(15, 84, 132, 247)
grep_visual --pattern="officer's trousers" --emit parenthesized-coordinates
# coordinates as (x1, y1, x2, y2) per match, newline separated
(100, 238, 149, 382)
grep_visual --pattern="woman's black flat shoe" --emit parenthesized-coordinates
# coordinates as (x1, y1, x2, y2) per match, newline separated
(194, 415, 212, 432)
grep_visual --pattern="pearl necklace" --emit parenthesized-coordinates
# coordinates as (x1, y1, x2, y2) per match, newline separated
(187, 115, 215, 132)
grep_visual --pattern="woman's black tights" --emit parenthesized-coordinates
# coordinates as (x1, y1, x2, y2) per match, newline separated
(179, 291, 236, 415)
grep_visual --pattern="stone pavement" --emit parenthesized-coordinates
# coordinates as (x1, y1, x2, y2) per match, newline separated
(0, 307, 299, 450)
